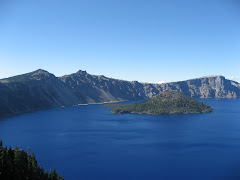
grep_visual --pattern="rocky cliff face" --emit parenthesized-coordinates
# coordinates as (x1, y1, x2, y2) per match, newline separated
(153, 75, 240, 98)
(0, 69, 239, 118)
(60, 70, 145, 103)
(60, 71, 240, 101)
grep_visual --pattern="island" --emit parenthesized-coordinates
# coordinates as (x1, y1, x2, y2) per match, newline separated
(103, 90, 213, 114)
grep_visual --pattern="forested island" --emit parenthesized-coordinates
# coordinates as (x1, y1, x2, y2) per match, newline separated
(0, 140, 63, 180)
(104, 90, 213, 115)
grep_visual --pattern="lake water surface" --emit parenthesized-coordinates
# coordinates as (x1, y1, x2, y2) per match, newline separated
(1, 99, 240, 180)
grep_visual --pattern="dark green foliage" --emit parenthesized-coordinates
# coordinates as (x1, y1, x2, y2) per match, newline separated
(0, 140, 64, 180)
(104, 90, 213, 115)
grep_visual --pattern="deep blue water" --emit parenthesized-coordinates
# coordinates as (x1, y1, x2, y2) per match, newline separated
(1, 99, 240, 180)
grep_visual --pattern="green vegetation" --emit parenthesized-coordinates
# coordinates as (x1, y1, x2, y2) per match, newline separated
(0, 140, 64, 180)
(104, 90, 213, 114)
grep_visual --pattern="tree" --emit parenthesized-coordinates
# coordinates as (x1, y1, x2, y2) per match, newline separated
(49, 168, 58, 180)
(0, 140, 64, 180)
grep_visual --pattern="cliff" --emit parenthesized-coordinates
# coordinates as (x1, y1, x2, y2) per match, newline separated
(60, 71, 240, 101)
(157, 75, 240, 98)
(60, 70, 144, 103)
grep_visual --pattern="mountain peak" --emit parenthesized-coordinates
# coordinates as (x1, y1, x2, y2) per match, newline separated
(76, 70, 87, 75)
(0, 69, 54, 83)
(30, 69, 54, 78)
(200, 75, 225, 79)
(33, 69, 50, 74)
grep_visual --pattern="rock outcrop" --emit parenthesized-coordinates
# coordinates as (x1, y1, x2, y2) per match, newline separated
(154, 75, 240, 98)
(60, 70, 144, 103)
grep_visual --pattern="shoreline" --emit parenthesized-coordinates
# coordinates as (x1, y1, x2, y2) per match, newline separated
(74, 100, 127, 106)
(0, 100, 128, 120)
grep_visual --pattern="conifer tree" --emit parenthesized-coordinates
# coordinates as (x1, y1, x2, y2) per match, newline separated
(0, 140, 64, 180)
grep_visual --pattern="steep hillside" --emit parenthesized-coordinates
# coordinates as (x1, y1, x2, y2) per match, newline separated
(104, 90, 213, 114)
(0, 69, 83, 117)
(60, 70, 145, 103)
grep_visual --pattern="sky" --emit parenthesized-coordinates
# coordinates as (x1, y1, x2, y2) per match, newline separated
(0, 0, 239, 83)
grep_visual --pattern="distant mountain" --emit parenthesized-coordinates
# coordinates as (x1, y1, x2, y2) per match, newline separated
(158, 75, 240, 98)
(104, 90, 213, 114)
(0, 69, 239, 118)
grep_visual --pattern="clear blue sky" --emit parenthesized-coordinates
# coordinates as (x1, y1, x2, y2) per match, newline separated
(0, 0, 239, 83)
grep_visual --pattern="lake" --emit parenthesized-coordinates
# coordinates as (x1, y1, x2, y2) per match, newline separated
(1, 99, 240, 180)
